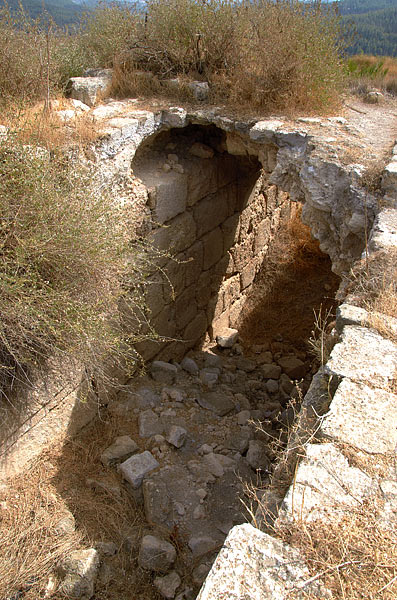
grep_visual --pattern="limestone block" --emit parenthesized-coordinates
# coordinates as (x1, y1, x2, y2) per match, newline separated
(67, 75, 111, 107)
(197, 272, 212, 309)
(216, 328, 239, 349)
(149, 212, 196, 257)
(368, 207, 397, 251)
(197, 523, 326, 600)
(221, 214, 240, 252)
(175, 285, 198, 330)
(183, 312, 208, 346)
(335, 303, 369, 332)
(202, 228, 224, 270)
(188, 81, 209, 101)
(161, 107, 188, 128)
(221, 275, 241, 307)
(325, 325, 397, 389)
(166, 425, 187, 448)
(279, 443, 373, 524)
(228, 295, 247, 329)
(180, 241, 203, 288)
(321, 378, 397, 454)
(194, 188, 230, 237)
(152, 172, 188, 224)
(240, 261, 256, 289)
(138, 535, 176, 573)
(249, 120, 284, 143)
(253, 218, 271, 254)
(186, 159, 218, 206)
(119, 451, 159, 488)
(230, 234, 253, 271)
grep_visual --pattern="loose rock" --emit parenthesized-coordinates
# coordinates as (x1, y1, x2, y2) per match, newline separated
(119, 451, 159, 488)
(154, 571, 182, 599)
(138, 535, 176, 573)
(100, 436, 138, 466)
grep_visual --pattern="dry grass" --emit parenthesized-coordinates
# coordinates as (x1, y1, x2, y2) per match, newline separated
(348, 55, 397, 97)
(344, 248, 397, 343)
(0, 413, 163, 600)
(1, 100, 98, 150)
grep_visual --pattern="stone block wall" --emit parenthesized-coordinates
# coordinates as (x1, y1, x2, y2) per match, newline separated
(130, 126, 294, 361)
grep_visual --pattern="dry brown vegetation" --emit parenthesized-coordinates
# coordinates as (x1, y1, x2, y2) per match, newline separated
(348, 54, 397, 97)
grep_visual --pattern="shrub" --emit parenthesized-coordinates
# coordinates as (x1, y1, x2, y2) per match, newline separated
(84, 0, 348, 113)
(0, 134, 149, 397)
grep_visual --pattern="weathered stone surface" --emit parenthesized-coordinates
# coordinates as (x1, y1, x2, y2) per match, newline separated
(154, 571, 181, 599)
(119, 451, 159, 488)
(279, 443, 373, 524)
(100, 436, 138, 466)
(368, 207, 397, 250)
(202, 227, 224, 270)
(138, 535, 176, 573)
(189, 142, 214, 159)
(189, 81, 209, 101)
(151, 361, 178, 384)
(199, 368, 219, 388)
(197, 523, 326, 600)
(166, 425, 187, 448)
(152, 172, 188, 224)
(54, 509, 76, 535)
(249, 120, 284, 142)
(59, 549, 99, 600)
(67, 76, 111, 107)
(336, 303, 368, 332)
(325, 325, 397, 389)
(321, 378, 397, 454)
(139, 409, 164, 437)
(197, 392, 234, 416)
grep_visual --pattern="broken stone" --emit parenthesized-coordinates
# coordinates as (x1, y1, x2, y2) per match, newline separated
(197, 391, 234, 416)
(96, 542, 118, 556)
(166, 425, 187, 448)
(118, 451, 159, 488)
(202, 453, 224, 477)
(59, 548, 99, 600)
(162, 387, 184, 403)
(139, 409, 164, 438)
(181, 356, 199, 375)
(188, 535, 219, 559)
(138, 535, 176, 573)
(246, 440, 271, 471)
(151, 361, 178, 384)
(100, 436, 138, 466)
(199, 368, 219, 388)
(216, 328, 239, 349)
(277, 356, 307, 379)
(192, 563, 211, 587)
(236, 410, 251, 426)
(235, 357, 257, 372)
(203, 352, 223, 368)
(154, 571, 181, 599)
(261, 364, 282, 379)
(54, 510, 75, 535)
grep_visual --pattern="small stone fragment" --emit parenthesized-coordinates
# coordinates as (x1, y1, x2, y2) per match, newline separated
(138, 535, 176, 573)
(59, 548, 99, 600)
(237, 410, 251, 426)
(119, 451, 159, 488)
(162, 387, 184, 403)
(278, 356, 307, 379)
(154, 571, 181, 599)
(188, 535, 219, 558)
(166, 425, 187, 448)
(216, 328, 239, 349)
(197, 392, 234, 416)
(151, 361, 178, 384)
(181, 356, 199, 375)
(100, 436, 138, 466)
(199, 368, 219, 388)
(246, 440, 271, 471)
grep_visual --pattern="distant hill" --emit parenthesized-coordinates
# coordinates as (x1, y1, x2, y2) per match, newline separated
(5, 0, 89, 26)
(335, 0, 397, 56)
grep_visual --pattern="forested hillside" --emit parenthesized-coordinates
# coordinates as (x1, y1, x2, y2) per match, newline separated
(336, 0, 397, 57)
(6, 0, 86, 26)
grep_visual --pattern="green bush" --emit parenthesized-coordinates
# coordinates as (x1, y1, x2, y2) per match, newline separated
(0, 135, 147, 394)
